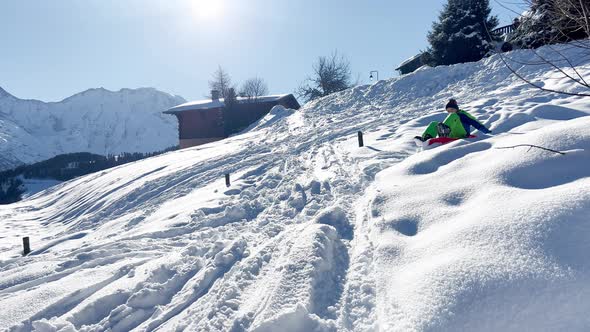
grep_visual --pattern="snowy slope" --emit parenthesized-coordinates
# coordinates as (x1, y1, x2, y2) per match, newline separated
(371, 117, 590, 331)
(0, 87, 185, 170)
(0, 44, 589, 331)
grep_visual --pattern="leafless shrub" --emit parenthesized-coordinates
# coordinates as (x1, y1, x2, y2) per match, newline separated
(296, 51, 352, 102)
(240, 77, 269, 100)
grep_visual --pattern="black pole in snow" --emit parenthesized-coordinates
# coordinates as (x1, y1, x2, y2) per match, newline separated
(358, 131, 364, 147)
(23, 237, 31, 256)
(225, 174, 231, 187)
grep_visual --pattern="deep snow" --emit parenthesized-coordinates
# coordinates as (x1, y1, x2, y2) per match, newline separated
(0, 43, 589, 331)
(0, 87, 185, 170)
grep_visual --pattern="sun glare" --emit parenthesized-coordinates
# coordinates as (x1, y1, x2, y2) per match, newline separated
(191, 0, 224, 21)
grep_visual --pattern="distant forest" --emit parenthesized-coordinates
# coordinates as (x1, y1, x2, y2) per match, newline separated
(0, 147, 177, 204)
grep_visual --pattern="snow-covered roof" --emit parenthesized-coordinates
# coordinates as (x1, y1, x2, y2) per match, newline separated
(395, 53, 423, 70)
(165, 99, 225, 114)
(164, 94, 292, 114)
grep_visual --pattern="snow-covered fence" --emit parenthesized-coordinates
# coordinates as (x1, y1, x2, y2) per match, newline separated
(492, 24, 515, 36)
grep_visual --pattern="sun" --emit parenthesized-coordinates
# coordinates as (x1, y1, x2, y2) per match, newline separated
(191, 0, 224, 21)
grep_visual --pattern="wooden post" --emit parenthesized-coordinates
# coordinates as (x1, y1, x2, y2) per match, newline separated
(23, 237, 31, 256)
(225, 173, 231, 187)
(358, 131, 364, 147)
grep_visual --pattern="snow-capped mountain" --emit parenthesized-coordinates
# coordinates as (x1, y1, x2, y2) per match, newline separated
(0, 87, 186, 170)
(0, 43, 589, 331)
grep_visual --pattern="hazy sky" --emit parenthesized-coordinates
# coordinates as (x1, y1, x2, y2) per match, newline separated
(1, 0, 517, 102)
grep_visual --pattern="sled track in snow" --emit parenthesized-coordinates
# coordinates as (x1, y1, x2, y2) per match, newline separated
(5, 44, 588, 330)
(1, 103, 414, 330)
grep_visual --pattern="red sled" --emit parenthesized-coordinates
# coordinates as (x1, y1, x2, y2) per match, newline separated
(428, 135, 476, 146)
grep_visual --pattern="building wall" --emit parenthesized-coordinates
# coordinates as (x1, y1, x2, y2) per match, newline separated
(226, 102, 274, 133)
(177, 108, 224, 140)
(179, 137, 224, 149)
(226, 97, 299, 133)
(399, 58, 423, 75)
(172, 96, 301, 149)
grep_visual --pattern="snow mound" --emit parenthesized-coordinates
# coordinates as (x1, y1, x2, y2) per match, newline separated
(371, 118, 590, 331)
(0, 43, 589, 331)
(244, 105, 297, 132)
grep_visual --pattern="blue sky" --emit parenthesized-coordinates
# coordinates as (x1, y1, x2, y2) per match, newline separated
(0, 0, 517, 102)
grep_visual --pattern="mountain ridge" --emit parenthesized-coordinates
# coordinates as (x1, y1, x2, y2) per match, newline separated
(0, 86, 186, 170)
(0, 86, 184, 104)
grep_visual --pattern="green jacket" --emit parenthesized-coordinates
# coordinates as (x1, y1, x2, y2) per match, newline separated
(444, 110, 491, 138)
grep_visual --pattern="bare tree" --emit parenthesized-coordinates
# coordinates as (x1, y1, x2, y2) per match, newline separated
(553, 0, 590, 43)
(296, 51, 352, 102)
(208, 66, 234, 98)
(487, 0, 590, 96)
(240, 77, 269, 100)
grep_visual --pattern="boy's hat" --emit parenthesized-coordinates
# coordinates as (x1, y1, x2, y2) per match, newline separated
(446, 99, 459, 110)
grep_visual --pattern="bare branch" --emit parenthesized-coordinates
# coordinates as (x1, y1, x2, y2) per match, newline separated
(493, 0, 527, 17)
(483, 14, 590, 97)
(495, 144, 567, 155)
(208, 66, 234, 98)
(500, 52, 590, 96)
(530, 48, 590, 88)
(297, 51, 352, 102)
(547, 44, 590, 86)
(240, 77, 269, 101)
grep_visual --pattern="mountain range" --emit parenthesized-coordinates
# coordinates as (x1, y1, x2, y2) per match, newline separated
(0, 86, 186, 170)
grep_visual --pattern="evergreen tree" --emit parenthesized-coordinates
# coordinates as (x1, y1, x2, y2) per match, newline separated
(0, 148, 179, 205)
(510, 0, 559, 49)
(427, 0, 499, 66)
(0, 178, 24, 204)
(510, 0, 589, 49)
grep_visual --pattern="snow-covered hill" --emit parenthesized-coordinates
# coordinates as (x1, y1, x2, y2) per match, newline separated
(0, 44, 589, 331)
(0, 87, 185, 170)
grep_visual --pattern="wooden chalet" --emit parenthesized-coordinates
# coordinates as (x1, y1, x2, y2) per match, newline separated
(164, 90, 301, 149)
(395, 53, 425, 75)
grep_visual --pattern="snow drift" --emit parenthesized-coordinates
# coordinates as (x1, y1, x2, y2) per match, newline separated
(0, 43, 589, 331)
(371, 117, 590, 331)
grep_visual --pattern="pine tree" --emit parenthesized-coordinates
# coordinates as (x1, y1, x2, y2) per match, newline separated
(510, 0, 559, 49)
(0, 178, 24, 204)
(427, 0, 499, 66)
(510, 0, 589, 49)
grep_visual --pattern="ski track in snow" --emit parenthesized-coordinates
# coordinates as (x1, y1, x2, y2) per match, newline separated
(0, 43, 589, 331)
